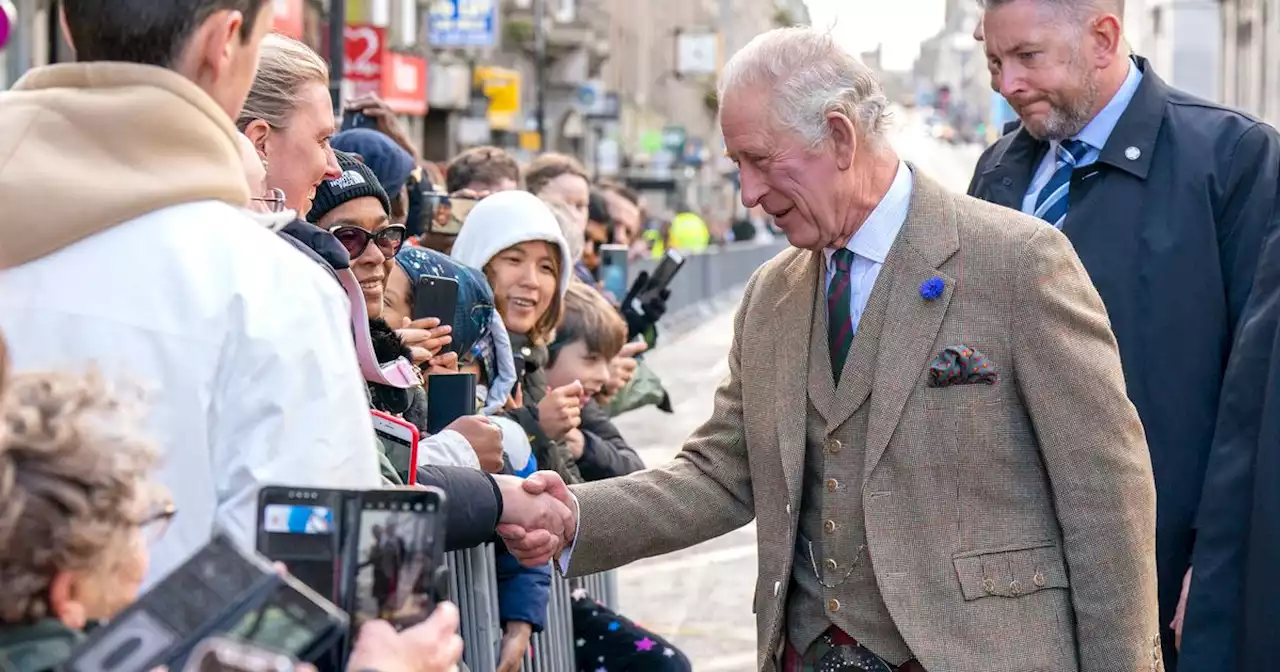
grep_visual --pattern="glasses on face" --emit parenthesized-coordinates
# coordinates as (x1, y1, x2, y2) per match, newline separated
(252, 188, 288, 213)
(136, 500, 177, 544)
(329, 224, 407, 259)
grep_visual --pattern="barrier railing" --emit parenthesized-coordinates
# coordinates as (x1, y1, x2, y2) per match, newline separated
(448, 544, 618, 671)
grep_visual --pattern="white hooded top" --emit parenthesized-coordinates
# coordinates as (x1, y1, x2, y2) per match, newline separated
(451, 190, 574, 300)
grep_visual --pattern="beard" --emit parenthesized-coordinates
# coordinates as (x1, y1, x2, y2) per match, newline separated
(1018, 56, 1100, 141)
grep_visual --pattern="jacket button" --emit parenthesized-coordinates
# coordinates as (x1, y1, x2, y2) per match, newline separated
(826, 478, 839, 492)
(1032, 571, 1046, 587)
(827, 598, 841, 612)
(826, 439, 842, 454)
(1001, 177, 1013, 186)
(1009, 579, 1022, 595)
(773, 581, 781, 597)
(823, 519, 837, 534)
(982, 578, 995, 594)
(824, 558, 838, 572)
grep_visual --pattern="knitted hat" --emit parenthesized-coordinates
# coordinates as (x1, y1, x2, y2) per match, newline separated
(331, 128, 416, 197)
(307, 151, 391, 224)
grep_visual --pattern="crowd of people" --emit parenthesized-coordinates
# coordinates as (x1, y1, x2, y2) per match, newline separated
(0, 0, 703, 670)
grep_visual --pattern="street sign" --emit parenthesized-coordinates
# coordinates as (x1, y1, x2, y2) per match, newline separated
(427, 0, 498, 49)
(473, 66, 521, 131)
(661, 126, 687, 152)
(344, 25, 386, 82)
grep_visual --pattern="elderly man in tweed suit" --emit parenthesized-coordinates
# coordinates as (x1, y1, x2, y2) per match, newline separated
(501, 26, 1162, 672)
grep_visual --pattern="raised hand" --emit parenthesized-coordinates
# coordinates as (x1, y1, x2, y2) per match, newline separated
(397, 316, 452, 366)
(537, 381, 584, 440)
(447, 415, 504, 473)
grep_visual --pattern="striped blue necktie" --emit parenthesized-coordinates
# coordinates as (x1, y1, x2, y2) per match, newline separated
(1033, 139, 1091, 229)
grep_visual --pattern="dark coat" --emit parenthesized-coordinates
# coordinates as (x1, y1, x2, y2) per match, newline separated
(968, 57, 1280, 668)
(1181, 202, 1280, 670)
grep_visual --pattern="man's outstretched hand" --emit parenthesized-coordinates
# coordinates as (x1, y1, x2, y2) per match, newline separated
(495, 471, 577, 567)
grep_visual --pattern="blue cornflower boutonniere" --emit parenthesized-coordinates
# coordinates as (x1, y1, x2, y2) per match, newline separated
(920, 277, 945, 301)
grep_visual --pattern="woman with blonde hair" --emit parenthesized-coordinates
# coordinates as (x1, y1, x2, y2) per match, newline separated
(237, 34, 341, 218)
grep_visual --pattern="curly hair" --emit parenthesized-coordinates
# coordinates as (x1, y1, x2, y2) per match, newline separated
(0, 371, 159, 625)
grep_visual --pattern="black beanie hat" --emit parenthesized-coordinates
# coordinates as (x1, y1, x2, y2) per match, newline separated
(307, 151, 392, 224)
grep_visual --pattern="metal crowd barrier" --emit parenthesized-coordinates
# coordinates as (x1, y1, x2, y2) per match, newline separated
(448, 543, 619, 672)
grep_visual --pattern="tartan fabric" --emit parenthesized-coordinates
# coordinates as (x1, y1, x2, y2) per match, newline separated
(827, 249, 856, 384)
(782, 629, 905, 672)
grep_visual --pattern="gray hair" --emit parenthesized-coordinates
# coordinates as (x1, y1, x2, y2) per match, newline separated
(978, 0, 1124, 22)
(718, 27, 891, 149)
(236, 34, 330, 131)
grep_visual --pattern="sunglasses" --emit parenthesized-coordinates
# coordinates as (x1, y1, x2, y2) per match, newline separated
(329, 224, 408, 259)
(252, 188, 288, 213)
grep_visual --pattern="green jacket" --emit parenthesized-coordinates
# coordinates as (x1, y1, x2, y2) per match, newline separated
(0, 620, 83, 672)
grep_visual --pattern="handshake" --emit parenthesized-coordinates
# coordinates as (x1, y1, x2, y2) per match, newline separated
(493, 471, 578, 567)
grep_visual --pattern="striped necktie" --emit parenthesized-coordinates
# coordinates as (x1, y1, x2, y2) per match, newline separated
(827, 249, 856, 385)
(1033, 139, 1091, 229)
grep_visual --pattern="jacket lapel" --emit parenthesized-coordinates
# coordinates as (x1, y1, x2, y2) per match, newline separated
(773, 250, 822, 508)
(975, 127, 1046, 209)
(864, 171, 959, 484)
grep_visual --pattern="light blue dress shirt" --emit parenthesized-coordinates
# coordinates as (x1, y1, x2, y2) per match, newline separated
(1021, 59, 1144, 215)
(823, 161, 913, 334)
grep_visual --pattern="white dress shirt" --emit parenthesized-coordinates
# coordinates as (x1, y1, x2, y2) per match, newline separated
(824, 161, 913, 332)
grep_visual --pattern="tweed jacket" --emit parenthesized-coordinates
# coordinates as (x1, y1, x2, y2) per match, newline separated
(564, 170, 1162, 672)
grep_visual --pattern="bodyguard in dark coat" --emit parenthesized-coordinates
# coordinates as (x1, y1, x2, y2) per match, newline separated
(969, 2, 1280, 668)
(1179, 209, 1280, 670)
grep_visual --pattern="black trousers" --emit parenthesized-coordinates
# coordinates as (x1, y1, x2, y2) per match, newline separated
(571, 591, 691, 672)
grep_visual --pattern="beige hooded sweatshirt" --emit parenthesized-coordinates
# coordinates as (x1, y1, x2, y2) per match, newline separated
(0, 62, 250, 269)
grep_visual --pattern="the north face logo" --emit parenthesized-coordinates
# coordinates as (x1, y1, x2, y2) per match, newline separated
(329, 170, 367, 190)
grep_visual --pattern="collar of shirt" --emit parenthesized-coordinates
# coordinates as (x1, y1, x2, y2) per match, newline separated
(823, 161, 913, 272)
(1059, 57, 1144, 155)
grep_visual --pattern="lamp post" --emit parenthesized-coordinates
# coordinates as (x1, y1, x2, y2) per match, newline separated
(533, 0, 548, 151)
(329, 0, 346, 114)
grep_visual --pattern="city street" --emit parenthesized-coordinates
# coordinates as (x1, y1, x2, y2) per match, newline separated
(610, 113, 983, 671)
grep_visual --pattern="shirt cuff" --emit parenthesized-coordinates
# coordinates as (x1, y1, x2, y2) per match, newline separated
(556, 491, 580, 575)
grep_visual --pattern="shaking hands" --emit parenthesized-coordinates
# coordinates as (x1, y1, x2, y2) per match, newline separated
(494, 471, 578, 567)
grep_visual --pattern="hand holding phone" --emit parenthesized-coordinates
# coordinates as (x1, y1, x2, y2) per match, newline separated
(396, 316, 453, 366)
(412, 276, 460, 353)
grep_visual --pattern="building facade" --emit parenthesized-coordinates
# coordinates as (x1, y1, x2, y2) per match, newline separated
(1219, 0, 1280, 126)
(1128, 0, 1220, 101)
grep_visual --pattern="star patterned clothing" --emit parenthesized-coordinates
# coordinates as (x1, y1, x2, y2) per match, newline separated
(571, 589, 690, 671)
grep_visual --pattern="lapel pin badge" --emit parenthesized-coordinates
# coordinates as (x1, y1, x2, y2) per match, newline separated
(1125, 146, 1141, 161)
(920, 277, 945, 301)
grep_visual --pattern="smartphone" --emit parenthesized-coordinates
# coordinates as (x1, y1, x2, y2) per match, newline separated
(345, 489, 449, 636)
(412, 275, 459, 335)
(66, 534, 346, 672)
(448, 197, 479, 226)
(599, 244, 629, 301)
(371, 410, 420, 485)
(647, 249, 686, 294)
(256, 488, 345, 602)
(425, 372, 477, 435)
(340, 111, 377, 132)
(183, 638, 296, 672)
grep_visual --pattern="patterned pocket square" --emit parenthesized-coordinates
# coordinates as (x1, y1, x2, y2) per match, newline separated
(928, 345, 999, 388)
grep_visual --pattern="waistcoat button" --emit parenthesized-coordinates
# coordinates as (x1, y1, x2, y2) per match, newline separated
(825, 478, 838, 492)
(827, 598, 841, 613)
(823, 519, 837, 534)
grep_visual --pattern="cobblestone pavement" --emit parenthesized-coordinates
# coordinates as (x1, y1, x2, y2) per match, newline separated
(610, 115, 982, 671)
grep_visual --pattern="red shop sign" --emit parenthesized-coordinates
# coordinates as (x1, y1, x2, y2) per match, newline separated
(344, 24, 386, 82)
(381, 52, 428, 116)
